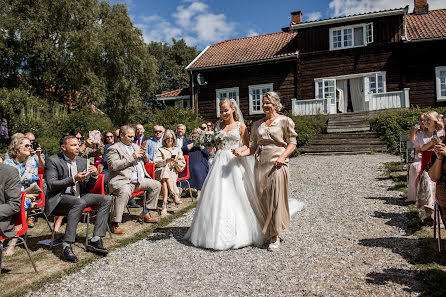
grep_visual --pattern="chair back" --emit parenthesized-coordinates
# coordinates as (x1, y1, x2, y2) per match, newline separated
(177, 155, 190, 181)
(0, 192, 28, 240)
(38, 167, 44, 175)
(35, 174, 46, 208)
(144, 162, 155, 179)
(90, 174, 105, 195)
(420, 151, 434, 176)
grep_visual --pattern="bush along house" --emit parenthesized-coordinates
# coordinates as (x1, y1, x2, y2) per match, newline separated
(185, 0, 446, 121)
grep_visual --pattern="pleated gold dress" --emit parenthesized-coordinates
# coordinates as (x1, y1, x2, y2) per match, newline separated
(250, 115, 297, 238)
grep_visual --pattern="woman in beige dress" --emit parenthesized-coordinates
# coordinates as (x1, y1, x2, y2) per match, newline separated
(234, 91, 297, 251)
(154, 129, 186, 216)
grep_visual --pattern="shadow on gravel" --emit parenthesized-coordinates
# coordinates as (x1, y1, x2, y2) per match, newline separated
(358, 237, 418, 264)
(373, 211, 413, 235)
(365, 268, 420, 294)
(366, 196, 407, 206)
(146, 226, 192, 246)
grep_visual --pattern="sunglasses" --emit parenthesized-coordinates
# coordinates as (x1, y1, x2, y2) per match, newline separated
(23, 144, 31, 148)
(166, 137, 174, 140)
(200, 127, 206, 130)
(207, 124, 212, 127)
(154, 130, 162, 133)
(106, 135, 114, 138)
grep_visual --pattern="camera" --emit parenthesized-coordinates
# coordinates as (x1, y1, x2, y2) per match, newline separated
(32, 141, 39, 151)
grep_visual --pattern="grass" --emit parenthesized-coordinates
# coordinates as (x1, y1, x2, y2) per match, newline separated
(383, 161, 446, 297)
(0, 196, 197, 297)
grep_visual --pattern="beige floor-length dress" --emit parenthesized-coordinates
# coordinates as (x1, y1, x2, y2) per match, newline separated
(250, 115, 297, 237)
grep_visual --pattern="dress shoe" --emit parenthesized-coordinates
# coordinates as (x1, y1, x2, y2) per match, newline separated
(86, 238, 108, 255)
(139, 213, 158, 223)
(62, 245, 79, 263)
(111, 225, 125, 234)
(127, 198, 141, 208)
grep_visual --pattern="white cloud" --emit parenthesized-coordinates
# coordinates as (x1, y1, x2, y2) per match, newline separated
(306, 11, 322, 22)
(328, 0, 445, 17)
(247, 29, 259, 37)
(133, 1, 237, 48)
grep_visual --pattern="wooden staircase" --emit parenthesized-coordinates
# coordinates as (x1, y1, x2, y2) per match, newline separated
(299, 111, 387, 154)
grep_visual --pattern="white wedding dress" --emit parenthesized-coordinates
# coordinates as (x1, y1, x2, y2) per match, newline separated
(184, 123, 267, 250)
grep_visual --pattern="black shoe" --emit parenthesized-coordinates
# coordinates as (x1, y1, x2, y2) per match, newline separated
(86, 238, 108, 255)
(62, 245, 79, 263)
(127, 198, 140, 208)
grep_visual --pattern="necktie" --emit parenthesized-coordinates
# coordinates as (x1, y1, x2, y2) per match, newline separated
(138, 137, 141, 146)
(70, 159, 80, 198)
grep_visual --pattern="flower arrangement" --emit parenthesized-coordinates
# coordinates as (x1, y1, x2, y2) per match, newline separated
(193, 130, 225, 147)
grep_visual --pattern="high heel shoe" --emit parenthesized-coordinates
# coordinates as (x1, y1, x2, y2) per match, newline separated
(172, 193, 182, 205)
(160, 201, 168, 216)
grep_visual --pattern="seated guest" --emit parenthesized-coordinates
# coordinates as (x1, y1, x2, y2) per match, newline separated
(0, 164, 22, 250)
(154, 130, 186, 216)
(417, 111, 444, 222)
(114, 128, 120, 143)
(107, 126, 161, 234)
(3, 133, 25, 160)
(200, 123, 207, 131)
(175, 124, 188, 149)
(45, 135, 112, 262)
(100, 130, 115, 183)
(206, 121, 214, 131)
(25, 132, 45, 169)
(69, 129, 104, 159)
(4, 135, 41, 256)
(144, 125, 165, 162)
(181, 128, 210, 199)
(133, 124, 149, 148)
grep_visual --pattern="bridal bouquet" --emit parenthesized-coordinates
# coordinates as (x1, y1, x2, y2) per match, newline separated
(193, 130, 224, 147)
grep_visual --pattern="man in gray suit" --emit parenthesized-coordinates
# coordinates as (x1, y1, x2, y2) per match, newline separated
(107, 125, 161, 234)
(0, 164, 21, 238)
(45, 135, 112, 263)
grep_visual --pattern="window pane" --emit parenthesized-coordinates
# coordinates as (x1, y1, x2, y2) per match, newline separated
(344, 28, 352, 47)
(377, 75, 384, 93)
(441, 71, 446, 96)
(369, 76, 377, 93)
(354, 27, 364, 46)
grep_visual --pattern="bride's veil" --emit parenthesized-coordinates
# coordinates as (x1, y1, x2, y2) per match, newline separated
(230, 99, 244, 124)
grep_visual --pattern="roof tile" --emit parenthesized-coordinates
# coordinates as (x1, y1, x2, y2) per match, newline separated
(406, 9, 446, 40)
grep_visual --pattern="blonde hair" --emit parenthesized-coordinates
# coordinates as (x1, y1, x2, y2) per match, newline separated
(263, 91, 283, 112)
(425, 111, 444, 131)
(8, 135, 28, 159)
(219, 98, 240, 121)
(162, 129, 177, 147)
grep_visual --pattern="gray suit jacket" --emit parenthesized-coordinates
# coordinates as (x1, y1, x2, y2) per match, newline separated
(0, 163, 22, 237)
(107, 142, 150, 194)
(44, 152, 97, 216)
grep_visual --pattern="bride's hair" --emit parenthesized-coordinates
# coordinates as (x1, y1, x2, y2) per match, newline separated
(219, 98, 240, 121)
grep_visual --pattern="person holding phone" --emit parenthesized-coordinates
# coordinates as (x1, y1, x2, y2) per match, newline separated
(154, 129, 186, 216)
(25, 132, 45, 170)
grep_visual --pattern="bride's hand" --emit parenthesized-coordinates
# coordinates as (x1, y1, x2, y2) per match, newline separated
(232, 148, 241, 156)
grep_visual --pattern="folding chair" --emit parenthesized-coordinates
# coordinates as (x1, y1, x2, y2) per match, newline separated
(28, 173, 53, 232)
(177, 155, 193, 198)
(0, 192, 38, 274)
(433, 201, 444, 252)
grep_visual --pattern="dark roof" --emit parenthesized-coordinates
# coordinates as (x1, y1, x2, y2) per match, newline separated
(406, 9, 446, 40)
(187, 31, 298, 70)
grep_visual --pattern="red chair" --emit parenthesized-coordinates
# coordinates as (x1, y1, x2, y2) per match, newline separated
(28, 174, 53, 232)
(419, 151, 434, 178)
(0, 192, 38, 274)
(38, 167, 44, 175)
(144, 162, 155, 179)
(177, 155, 193, 198)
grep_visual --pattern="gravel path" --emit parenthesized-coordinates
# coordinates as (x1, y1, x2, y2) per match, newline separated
(28, 154, 420, 297)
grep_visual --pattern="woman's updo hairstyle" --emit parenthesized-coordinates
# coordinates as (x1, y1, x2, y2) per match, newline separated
(425, 111, 444, 131)
(263, 91, 283, 112)
(219, 98, 240, 121)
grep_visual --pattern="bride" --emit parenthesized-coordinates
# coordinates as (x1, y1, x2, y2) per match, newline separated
(184, 98, 267, 250)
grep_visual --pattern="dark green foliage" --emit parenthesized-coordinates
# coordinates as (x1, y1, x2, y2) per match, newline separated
(287, 113, 329, 149)
(370, 108, 446, 154)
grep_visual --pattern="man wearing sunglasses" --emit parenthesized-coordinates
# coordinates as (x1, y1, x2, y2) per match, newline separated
(144, 125, 165, 162)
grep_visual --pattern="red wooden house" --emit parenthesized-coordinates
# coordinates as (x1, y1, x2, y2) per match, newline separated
(185, 0, 446, 121)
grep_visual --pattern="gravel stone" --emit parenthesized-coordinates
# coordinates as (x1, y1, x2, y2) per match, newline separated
(27, 154, 420, 296)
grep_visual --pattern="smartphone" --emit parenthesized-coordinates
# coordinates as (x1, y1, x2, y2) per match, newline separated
(414, 121, 419, 126)
(32, 141, 39, 151)
(171, 155, 176, 159)
(433, 130, 441, 143)
(141, 141, 147, 151)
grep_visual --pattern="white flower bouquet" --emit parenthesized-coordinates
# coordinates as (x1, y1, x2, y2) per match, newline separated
(193, 130, 224, 147)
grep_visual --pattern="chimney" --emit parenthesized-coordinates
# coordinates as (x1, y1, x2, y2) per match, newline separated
(291, 11, 303, 24)
(414, 0, 429, 14)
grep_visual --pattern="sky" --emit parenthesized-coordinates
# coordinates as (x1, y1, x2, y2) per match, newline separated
(111, 0, 446, 50)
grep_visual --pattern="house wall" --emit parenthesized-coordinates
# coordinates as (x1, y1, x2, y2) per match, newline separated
(194, 60, 298, 122)
(295, 14, 404, 53)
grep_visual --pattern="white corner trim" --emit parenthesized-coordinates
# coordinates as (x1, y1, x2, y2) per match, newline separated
(186, 45, 210, 70)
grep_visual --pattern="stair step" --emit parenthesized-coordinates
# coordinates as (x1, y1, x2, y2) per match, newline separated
(328, 118, 371, 125)
(315, 132, 378, 139)
(327, 127, 370, 133)
(311, 138, 385, 145)
(299, 144, 387, 153)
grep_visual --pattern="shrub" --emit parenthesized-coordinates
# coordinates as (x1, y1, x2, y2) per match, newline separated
(370, 107, 446, 154)
(287, 113, 329, 150)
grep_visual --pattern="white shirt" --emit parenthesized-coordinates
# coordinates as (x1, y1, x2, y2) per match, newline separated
(63, 153, 78, 196)
(122, 142, 144, 183)
(177, 135, 185, 149)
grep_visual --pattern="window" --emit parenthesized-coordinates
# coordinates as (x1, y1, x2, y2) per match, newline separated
(367, 72, 386, 94)
(216, 87, 239, 117)
(315, 79, 335, 103)
(436, 66, 446, 101)
(329, 23, 373, 50)
(248, 83, 273, 115)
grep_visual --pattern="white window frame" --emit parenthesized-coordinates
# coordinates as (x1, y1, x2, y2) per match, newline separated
(364, 72, 387, 97)
(216, 87, 239, 117)
(248, 83, 273, 115)
(329, 22, 373, 51)
(435, 66, 446, 101)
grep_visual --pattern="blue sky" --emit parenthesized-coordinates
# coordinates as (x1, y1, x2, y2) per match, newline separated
(111, 0, 446, 50)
